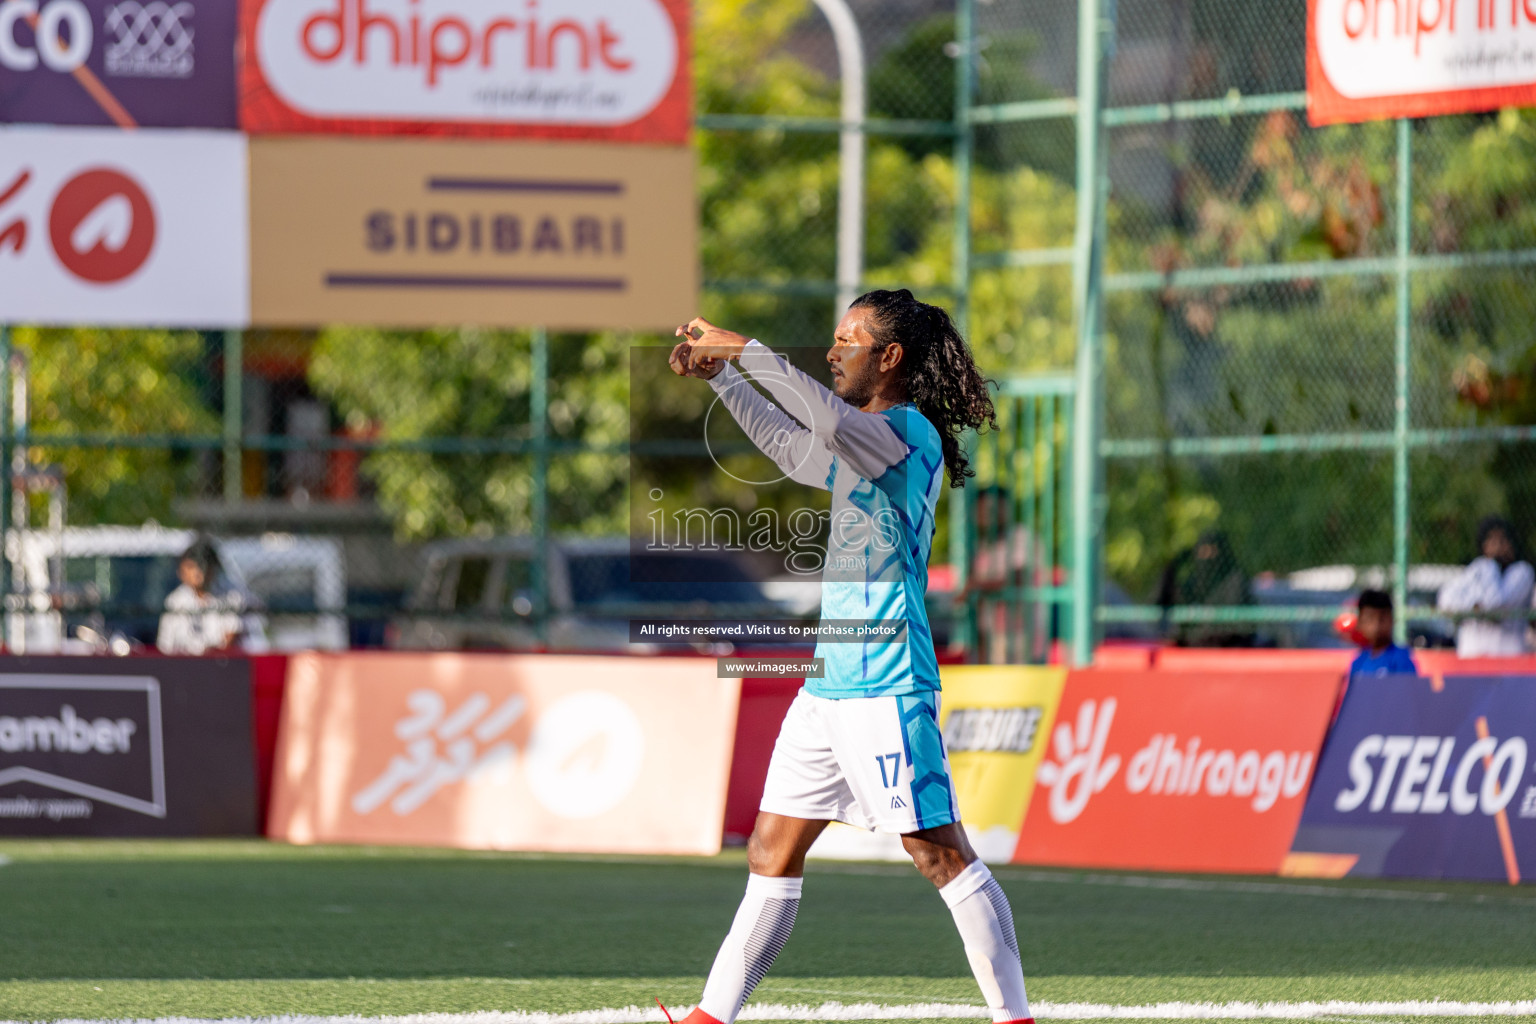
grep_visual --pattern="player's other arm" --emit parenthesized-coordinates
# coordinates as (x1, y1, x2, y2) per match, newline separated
(668, 331, 830, 488)
(674, 319, 909, 482)
(715, 363, 834, 489)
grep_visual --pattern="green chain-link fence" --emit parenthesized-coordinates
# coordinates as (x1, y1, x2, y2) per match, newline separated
(3, 0, 1535, 660)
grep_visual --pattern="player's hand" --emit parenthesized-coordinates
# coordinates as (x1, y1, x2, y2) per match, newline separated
(675, 318, 749, 373)
(669, 341, 723, 380)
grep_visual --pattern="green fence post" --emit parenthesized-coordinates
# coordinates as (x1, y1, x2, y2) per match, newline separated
(0, 324, 9, 639)
(950, 0, 976, 656)
(223, 330, 243, 504)
(1393, 118, 1412, 645)
(531, 326, 550, 635)
(1070, 0, 1109, 667)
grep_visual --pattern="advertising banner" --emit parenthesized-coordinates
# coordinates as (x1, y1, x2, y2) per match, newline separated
(1013, 670, 1341, 874)
(1308, 0, 1536, 124)
(940, 665, 1065, 861)
(0, 655, 256, 836)
(239, 0, 690, 142)
(810, 666, 1065, 862)
(267, 652, 739, 854)
(0, 0, 238, 128)
(248, 136, 696, 330)
(0, 126, 248, 327)
(1288, 673, 1536, 883)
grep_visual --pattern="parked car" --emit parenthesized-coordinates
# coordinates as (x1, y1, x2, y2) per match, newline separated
(7, 526, 347, 653)
(218, 534, 347, 651)
(389, 536, 800, 653)
(1253, 564, 1458, 649)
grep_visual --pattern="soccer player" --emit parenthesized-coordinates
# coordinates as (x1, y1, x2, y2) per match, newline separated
(664, 290, 1034, 1024)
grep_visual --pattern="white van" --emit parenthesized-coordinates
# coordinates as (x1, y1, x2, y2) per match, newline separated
(219, 534, 347, 651)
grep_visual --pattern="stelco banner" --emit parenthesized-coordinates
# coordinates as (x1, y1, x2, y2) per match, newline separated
(239, 0, 691, 141)
(247, 136, 695, 330)
(268, 652, 739, 854)
(0, 0, 238, 128)
(811, 665, 1065, 862)
(0, 125, 248, 326)
(1289, 673, 1536, 883)
(1308, 0, 1536, 123)
(1013, 670, 1341, 874)
(0, 656, 256, 836)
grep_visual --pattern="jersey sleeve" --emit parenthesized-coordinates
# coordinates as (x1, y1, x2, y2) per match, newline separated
(707, 361, 833, 489)
(735, 339, 911, 482)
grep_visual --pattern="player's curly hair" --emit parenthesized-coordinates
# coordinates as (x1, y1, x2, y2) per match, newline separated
(852, 288, 996, 487)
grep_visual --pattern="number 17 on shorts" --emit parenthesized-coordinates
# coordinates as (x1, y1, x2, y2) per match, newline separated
(760, 688, 961, 834)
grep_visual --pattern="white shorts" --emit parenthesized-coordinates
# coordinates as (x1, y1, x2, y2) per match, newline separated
(759, 687, 960, 834)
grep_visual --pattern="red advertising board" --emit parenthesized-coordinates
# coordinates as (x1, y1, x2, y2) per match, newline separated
(1308, 0, 1536, 124)
(1013, 670, 1341, 874)
(267, 652, 739, 854)
(238, 0, 691, 141)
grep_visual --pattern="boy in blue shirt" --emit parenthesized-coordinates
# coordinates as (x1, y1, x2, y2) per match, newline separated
(1349, 588, 1418, 678)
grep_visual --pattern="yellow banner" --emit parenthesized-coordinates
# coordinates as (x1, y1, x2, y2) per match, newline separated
(809, 665, 1066, 863)
(938, 665, 1067, 862)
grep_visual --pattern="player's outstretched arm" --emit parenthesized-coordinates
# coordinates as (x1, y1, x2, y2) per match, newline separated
(673, 317, 908, 482)
(734, 341, 909, 483)
(670, 320, 830, 488)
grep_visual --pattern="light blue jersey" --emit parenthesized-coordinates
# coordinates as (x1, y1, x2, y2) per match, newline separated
(810, 404, 943, 698)
(709, 341, 945, 700)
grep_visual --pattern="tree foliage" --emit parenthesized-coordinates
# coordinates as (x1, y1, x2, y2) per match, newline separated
(14, 328, 217, 526)
(25, 0, 1536, 604)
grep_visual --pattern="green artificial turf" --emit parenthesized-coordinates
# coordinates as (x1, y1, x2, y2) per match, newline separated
(0, 840, 1533, 1022)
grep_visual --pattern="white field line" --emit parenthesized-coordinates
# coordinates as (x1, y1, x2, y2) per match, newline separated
(14, 1001, 1536, 1023)
(806, 865, 1536, 908)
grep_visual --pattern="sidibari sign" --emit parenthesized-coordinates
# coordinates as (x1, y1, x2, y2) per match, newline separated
(247, 136, 695, 330)
(240, 0, 690, 141)
(1308, 0, 1536, 123)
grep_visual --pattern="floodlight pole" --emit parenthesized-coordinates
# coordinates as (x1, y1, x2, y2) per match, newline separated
(811, 0, 867, 319)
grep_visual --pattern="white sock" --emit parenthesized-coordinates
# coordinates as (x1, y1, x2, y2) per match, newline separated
(697, 873, 802, 1024)
(939, 860, 1032, 1023)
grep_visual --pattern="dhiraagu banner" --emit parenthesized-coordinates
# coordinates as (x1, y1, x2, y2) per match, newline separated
(809, 665, 1064, 862)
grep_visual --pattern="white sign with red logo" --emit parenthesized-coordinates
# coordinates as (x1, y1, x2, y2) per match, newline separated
(1308, 0, 1536, 123)
(0, 126, 248, 327)
(239, 0, 691, 141)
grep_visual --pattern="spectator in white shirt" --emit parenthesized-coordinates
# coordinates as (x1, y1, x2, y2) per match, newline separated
(1437, 516, 1535, 657)
(156, 548, 246, 655)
